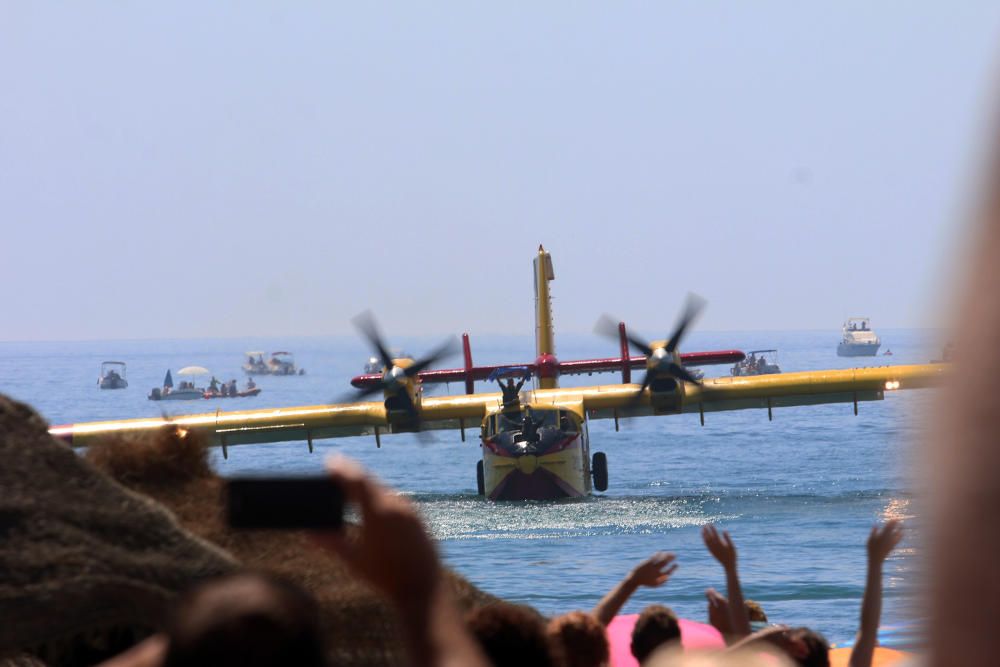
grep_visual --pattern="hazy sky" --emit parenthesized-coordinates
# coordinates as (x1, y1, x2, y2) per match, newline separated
(3, 3, 999, 341)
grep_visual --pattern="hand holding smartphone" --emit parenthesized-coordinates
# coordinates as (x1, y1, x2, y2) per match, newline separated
(226, 476, 344, 530)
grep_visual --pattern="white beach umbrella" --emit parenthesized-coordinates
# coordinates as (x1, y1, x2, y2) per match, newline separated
(177, 366, 210, 376)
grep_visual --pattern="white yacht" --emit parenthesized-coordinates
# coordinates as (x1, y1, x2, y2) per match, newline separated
(837, 317, 881, 357)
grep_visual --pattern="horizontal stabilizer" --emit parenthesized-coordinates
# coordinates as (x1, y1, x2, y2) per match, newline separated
(350, 350, 746, 389)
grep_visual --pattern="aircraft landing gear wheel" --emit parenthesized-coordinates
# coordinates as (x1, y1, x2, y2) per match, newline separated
(592, 451, 608, 492)
(476, 460, 485, 496)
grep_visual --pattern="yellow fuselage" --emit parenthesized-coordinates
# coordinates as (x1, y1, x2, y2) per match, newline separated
(480, 405, 591, 500)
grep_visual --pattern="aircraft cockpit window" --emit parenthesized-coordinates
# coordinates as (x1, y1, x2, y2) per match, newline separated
(558, 411, 578, 432)
(497, 413, 522, 434)
(491, 409, 577, 441)
(526, 410, 557, 429)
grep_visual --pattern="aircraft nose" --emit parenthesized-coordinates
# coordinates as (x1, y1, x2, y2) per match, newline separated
(516, 455, 539, 474)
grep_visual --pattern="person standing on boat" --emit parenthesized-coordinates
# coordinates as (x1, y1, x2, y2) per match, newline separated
(247, 377, 257, 391)
(209, 377, 220, 393)
(229, 379, 238, 396)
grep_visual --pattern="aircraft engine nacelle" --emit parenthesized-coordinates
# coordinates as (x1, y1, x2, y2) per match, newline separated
(645, 346, 687, 414)
(380, 360, 424, 428)
(647, 378, 684, 414)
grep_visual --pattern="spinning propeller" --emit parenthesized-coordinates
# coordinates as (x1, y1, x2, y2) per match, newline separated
(346, 311, 457, 415)
(595, 293, 706, 403)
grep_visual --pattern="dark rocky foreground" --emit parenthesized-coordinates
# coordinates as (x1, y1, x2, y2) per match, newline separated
(0, 395, 497, 667)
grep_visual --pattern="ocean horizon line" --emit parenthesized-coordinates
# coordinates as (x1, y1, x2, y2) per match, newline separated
(0, 326, 943, 346)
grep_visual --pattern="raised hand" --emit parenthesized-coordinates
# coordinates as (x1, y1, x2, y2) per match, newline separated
(629, 551, 678, 588)
(593, 550, 678, 625)
(867, 520, 903, 564)
(705, 587, 732, 634)
(702, 524, 751, 637)
(850, 521, 904, 667)
(311, 456, 440, 607)
(311, 456, 489, 667)
(702, 524, 738, 571)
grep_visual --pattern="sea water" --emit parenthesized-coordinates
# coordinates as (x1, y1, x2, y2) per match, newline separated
(0, 329, 936, 645)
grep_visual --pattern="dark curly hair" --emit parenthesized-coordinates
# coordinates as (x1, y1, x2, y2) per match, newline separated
(163, 572, 326, 667)
(547, 611, 609, 667)
(630, 604, 681, 664)
(787, 627, 830, 667)
(466, 602, 554, 667)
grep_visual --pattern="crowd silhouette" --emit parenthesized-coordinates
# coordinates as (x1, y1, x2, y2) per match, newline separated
(95, 456, 906, 667)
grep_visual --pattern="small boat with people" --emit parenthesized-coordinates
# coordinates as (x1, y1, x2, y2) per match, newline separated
(243, 351, 305, 376)
(98, 361, 128, 389)
(149, 367, 209, 400)
(150, 367, 262, 400)
(204, 376, 262, 399)
(731, 349, 781, 376)
(837, 317, 881, 357)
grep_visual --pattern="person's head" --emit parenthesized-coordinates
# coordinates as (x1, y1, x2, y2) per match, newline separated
(766, 627, 829, 667)
(631, 604, 681, 664)
(466, 602, 554, 667)
(546, 611, 609, 667)
(745, 600, 767, 623)
(162, 572, 326, 667)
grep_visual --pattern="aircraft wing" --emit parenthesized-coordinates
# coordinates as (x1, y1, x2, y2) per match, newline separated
(535, 363, 946, 419)
(51, 363, 945, 453)
(49, 392, 504, 452)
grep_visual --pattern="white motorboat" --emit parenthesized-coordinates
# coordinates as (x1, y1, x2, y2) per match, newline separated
(243, 351, 304, 376)
(731, 349, 781, 376)
(242, 351, 269, 375)
(98, 361, 128, 390)
(837, 317, 881, 357)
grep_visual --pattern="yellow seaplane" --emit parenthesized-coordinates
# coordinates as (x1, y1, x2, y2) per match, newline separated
(50, 247, 946, 501)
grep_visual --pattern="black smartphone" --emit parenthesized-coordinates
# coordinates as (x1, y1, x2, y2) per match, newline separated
(226, 476, 344, 530)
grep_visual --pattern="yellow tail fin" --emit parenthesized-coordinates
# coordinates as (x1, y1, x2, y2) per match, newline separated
(534, 245, 557, 389)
